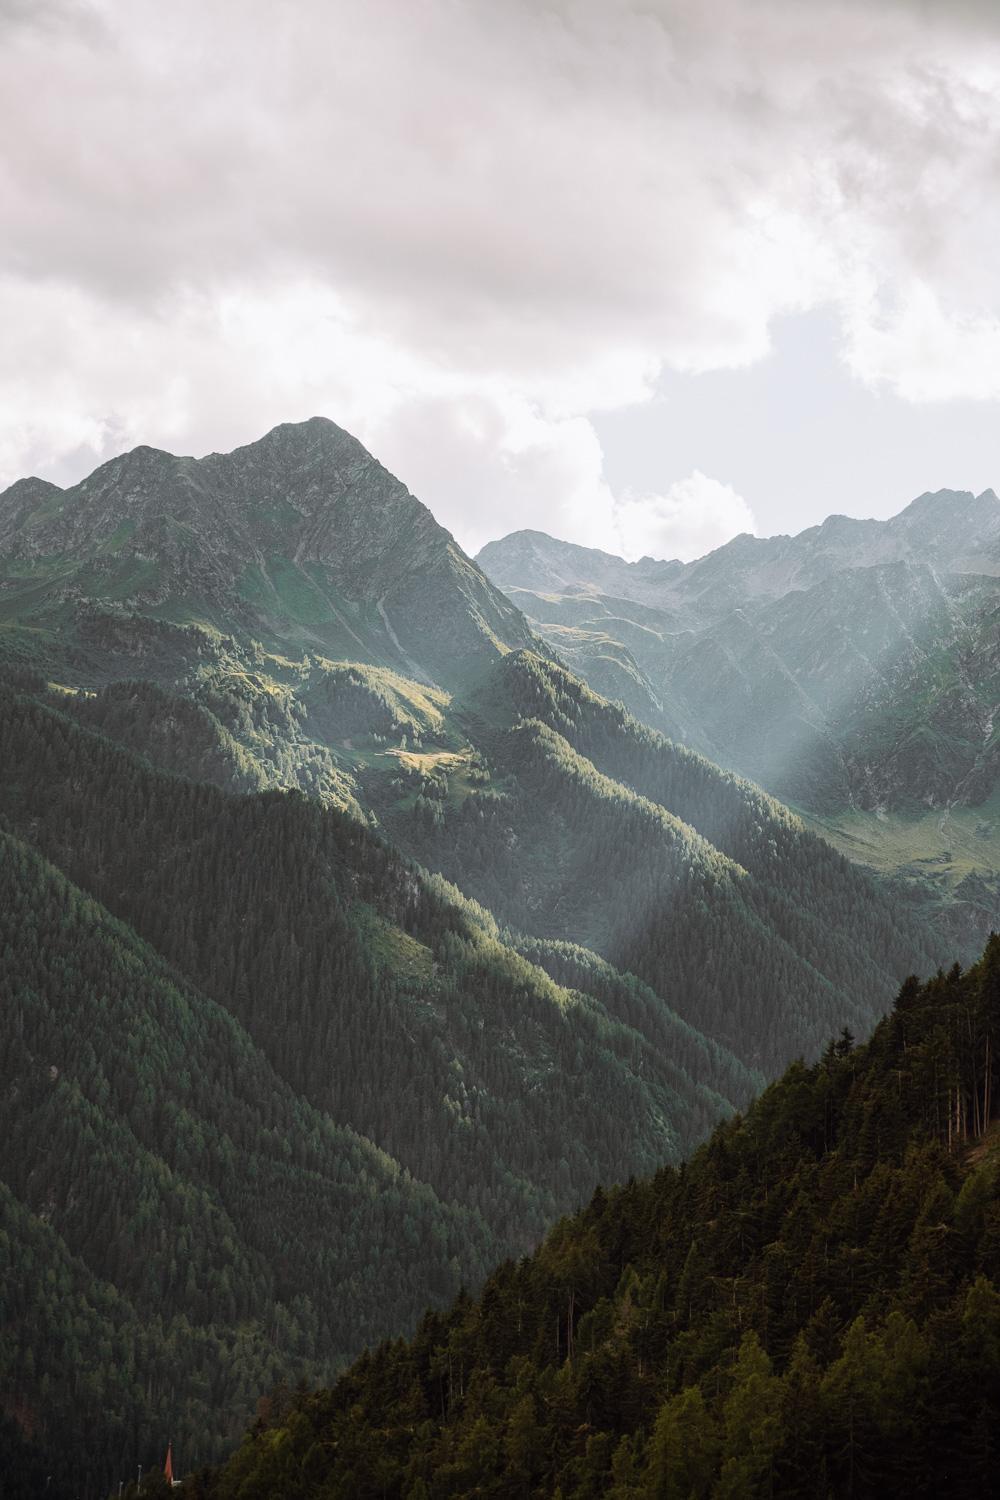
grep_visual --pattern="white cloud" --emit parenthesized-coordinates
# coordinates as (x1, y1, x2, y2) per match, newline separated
(3, 0, 1000, 554)
(614, 473, 757, 562)
(843, 281, 1000, 402)
(0, 273, 619, 556)
(362, 396, 618, 557)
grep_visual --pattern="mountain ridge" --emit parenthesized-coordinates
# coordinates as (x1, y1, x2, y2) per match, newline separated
(477, 497, 1000, 825)
(0, 417, 542, 688)
(479, 486, 1000, 608)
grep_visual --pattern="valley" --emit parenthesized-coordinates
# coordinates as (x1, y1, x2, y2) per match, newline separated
(478, 499, 1000, 953)
(0, 418, 996, 1494)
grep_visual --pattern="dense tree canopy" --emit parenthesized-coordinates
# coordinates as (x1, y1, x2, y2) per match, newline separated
(198, 939, 1000, 1499)
(0, 677, 756, 1495)
(0, 657, 971, 1496)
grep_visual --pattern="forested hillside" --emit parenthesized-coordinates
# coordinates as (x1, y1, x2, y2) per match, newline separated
(30, 645, 944, 1080)
(374, 652, 942, 1075)
(0, 653, 944, 1492)
(197, 938, 1000, 1499)
(0, 421, 983, 1495)
(0, 678, 760, 1494)
(0, 831, 494, 1497)
(0, 680, 753, 1210)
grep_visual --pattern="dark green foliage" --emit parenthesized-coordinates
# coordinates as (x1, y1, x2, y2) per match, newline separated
(300, 660, 452, 747)
(0, 463, 980, 1499)
(48, 650, 943, 1092)
(0, 829, 494, 1496)
(58, 665, 364, 807)
(0, 678, 760, 1493)
(65, 678, 269, 792)
(0, 681, 745, 1221)
(200, 944, 1000, 1498)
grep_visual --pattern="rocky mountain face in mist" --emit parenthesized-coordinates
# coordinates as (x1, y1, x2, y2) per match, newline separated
(478, 488, 1000, 817)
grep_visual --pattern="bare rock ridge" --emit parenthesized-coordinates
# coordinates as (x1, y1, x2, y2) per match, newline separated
(0, 417, 539, 685)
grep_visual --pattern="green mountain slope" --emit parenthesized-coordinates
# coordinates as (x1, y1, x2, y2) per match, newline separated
(0, 649, 944, 1491)
(370, 652, 943, 1074)
(1, 675, 778, 1491)
(0, 829, 495, 1497)
(199, 938, 1000, 1500)
(0, 681, 751, 1233)
(31, 641, 942, 1082)
(0, 422, 981, 1493)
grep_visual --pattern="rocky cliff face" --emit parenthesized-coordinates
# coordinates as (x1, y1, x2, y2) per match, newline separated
(0, 418, 539, 685)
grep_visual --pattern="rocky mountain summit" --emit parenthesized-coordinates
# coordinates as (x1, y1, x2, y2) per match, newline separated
(0, 417, 538, 686)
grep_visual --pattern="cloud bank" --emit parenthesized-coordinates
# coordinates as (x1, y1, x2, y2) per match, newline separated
(3, 0, 1000, 554)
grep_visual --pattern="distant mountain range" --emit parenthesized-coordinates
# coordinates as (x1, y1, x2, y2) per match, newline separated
(479, 487, 1000, 608)
(0, 419, 989, 1494)
(478, 493, 1000, 933)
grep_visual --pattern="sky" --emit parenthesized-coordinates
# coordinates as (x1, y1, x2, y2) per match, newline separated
(4, 0, 1000, 561)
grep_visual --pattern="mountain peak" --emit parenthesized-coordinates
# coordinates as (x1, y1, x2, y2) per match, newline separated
(890, 487, 1000, 562)
(897, 487, 976, 518)
(0, 418, 542, 686)
(478, 529, 684, 603)
(0, 476, 67, 542)
(233, 414, 362, 456)
(0, 475, 64, 504)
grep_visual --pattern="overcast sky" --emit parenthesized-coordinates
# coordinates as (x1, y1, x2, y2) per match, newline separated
(4, 0, 1000, 560)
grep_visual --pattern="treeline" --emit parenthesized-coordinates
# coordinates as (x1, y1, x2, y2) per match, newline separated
(66, 678, 270, 793)
(197, 939, 1000, 1499)
(300, 659, 451, 747)
(65, 672, 359, 807)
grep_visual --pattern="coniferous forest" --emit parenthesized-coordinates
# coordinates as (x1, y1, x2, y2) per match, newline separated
(8, 0, 1000, 1492)
(0, 415, 998, 1497)
(192, 941, 1000, 1499)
